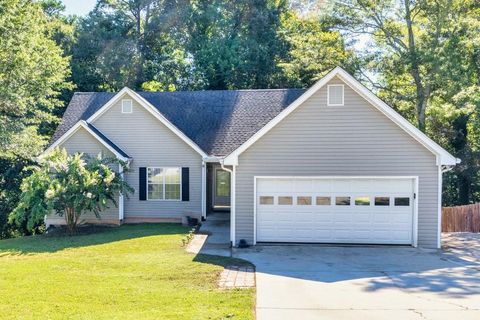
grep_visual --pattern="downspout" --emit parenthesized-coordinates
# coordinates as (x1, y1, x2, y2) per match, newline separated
(120, 159, 131, 223)
(201, 159, 206, 220)
(118, 161, 127, 223)
(220, 160, 236, 247)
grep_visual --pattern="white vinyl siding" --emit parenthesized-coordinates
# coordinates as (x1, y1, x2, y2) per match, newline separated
(92, 93, 202, 219)
(235, 76, 439, 248)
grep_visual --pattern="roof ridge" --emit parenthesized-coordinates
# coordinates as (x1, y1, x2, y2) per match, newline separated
(139, 88, 306, 93)
(72, 88, 306, 95)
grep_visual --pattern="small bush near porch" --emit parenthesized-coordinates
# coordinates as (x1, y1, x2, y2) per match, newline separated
(0, 224, 254, 319)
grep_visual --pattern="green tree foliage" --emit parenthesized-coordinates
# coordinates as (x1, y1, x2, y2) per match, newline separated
(11, 149, 134, 234)
(71, 0, 197, 91)
(0, 0, 72, 159)
(185, 0, 288, 89)
(0, 158, 34, 238)
(277, 10, 355, 87)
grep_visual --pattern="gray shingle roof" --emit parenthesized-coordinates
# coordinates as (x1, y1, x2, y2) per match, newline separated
(51, 89, 306, 156)
(86, 122, 130, 159)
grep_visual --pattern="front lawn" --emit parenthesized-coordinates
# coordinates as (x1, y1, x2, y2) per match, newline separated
(0, 224, 254, 319)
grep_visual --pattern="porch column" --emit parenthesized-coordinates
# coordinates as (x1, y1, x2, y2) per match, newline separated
(230, 165, 236, 246)
(201, 160, 206, 219)
(118, 163, 125, 221)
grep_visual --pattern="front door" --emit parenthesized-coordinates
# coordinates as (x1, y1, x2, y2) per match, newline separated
(213, 168, 231, 209)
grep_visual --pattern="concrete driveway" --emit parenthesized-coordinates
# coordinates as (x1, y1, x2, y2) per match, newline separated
(232, 244, 480, 320)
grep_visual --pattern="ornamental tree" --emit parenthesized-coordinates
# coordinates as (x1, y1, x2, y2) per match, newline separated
(10, 149, 133, 234)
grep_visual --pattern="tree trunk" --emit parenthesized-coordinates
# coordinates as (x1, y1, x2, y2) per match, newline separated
(457, 173, 470, 204)
(64, 207, 77, 235)
(452, 114, 471, 204)
(404, 0, 427, 132)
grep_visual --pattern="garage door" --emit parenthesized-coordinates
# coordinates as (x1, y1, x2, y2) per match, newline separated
(256, 177, 415, 244)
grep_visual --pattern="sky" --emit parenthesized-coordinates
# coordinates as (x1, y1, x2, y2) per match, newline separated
(61, 0, 96, 16)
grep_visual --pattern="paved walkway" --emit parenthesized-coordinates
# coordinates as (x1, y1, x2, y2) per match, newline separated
(187, 213, 255, 289)
(443, 232, 480, 263)
(191, 218, 480, 319)
(218, 265, 255, 289)
(234, 245, 480, 320)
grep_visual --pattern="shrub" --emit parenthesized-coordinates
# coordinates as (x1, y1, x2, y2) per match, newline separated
(10, 149, 133, 234)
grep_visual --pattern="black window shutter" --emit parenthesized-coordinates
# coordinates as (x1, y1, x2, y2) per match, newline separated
(139, 167, 147, 201)
(182, 167, 189, 201)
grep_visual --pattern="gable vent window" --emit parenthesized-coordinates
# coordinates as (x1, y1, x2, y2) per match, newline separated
(122, 99, 133, 113)
(327, 84, 344, 106)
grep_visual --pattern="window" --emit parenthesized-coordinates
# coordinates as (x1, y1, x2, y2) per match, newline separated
(335, 196, 350, 205)
(355, 196, 370, 206)
(260, 196, 274, 205)
(316, 196, 331, 205)
(297, 196, 312, 205)
(147, 167, 180, 200)
(216, 170, 230, 197)
(327, 85, 344, 106)
(394, 197, 410, 206)
(278, 196, 293, 205)
(375, 197, 390, 206)
(122, 99, 132, 113)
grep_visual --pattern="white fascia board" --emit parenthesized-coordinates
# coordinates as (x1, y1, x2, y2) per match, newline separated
(203, 156, 223, 163)
(223, 66, 458, 166)
(335, 69, 458, 166)
(86, 87, 208, 158)
(42, 121, 129, 161)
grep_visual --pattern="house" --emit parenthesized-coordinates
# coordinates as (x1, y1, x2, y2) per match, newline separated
(44, 67, 459, 248)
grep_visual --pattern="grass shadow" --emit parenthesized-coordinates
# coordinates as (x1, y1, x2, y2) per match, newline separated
(0, 223, 187, 255)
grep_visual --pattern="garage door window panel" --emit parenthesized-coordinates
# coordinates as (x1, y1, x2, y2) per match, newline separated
(297, 196, 312, 205)
(316, 196, 331, 205)
(394, 197, 410, 206)
(336, 196, 351, 206)
(355, 196, 370, 206)
(375, 197, 390, 206)
(260, 196, 274, 205)
(278, 196, 293, 205)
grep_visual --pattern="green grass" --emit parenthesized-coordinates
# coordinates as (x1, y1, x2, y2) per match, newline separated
(0, 224, 255, 320)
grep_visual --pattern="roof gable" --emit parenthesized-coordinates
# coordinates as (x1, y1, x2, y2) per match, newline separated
(50, 88, 304, 156)
(86, 88, 208, 157)
(222, 67, 458, 166)
(44, 121, 130, 161)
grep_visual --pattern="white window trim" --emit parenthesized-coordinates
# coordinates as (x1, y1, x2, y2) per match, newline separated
(146, 167, 182, 201)
(327, 84, 344, 106)
(122, 99, 133, 113)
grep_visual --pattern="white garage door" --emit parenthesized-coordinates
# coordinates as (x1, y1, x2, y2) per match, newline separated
(256, 177, 415, 245)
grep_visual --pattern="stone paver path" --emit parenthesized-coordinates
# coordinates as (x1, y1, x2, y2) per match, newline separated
(185, 233, 207, 254)
(218, 265, 255, 289)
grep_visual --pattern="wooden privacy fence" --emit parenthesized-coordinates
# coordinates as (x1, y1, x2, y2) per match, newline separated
(442, 203, 480, 232)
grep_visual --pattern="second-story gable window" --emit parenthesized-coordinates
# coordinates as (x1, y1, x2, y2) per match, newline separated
(122, 99, 133, 113)
(327, 84, 344, 106)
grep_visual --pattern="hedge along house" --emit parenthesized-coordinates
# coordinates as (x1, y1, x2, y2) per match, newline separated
(44, 67, 459, 248)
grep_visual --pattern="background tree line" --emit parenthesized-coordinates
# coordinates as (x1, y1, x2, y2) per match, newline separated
(0, 0, 478, 238)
